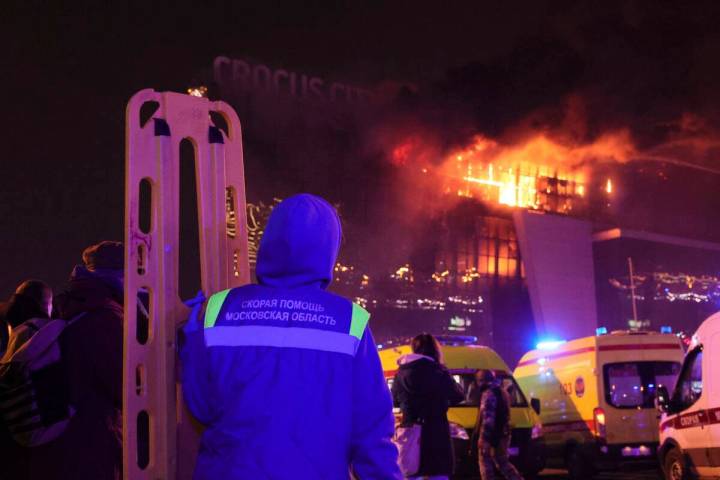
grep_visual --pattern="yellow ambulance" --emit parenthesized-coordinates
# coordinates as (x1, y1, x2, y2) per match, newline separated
(380, 336, 545, 477)
(514, 330, 684, 479)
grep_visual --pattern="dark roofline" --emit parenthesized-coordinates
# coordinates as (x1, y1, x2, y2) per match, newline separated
(592, 228, 720, 252)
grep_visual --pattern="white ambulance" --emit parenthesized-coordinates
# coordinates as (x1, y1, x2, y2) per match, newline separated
(514, 330, 684, 479)
(657, 312, 720, 480)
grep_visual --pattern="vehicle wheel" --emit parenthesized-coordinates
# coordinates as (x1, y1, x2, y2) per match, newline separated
(566, 446, 595, 480)
(664, 447, 689, 480)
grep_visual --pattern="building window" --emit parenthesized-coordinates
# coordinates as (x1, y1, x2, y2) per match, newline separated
(440, 215, 526, 285)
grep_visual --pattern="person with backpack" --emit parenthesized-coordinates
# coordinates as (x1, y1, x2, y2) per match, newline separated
(0, 279, 56, 478)
(180, 194, 402, 480)
(474, 370, 523, 480)
(33, 240, 125, 480)
(391, 333, 465, 479)
(0, 280, 68, 442)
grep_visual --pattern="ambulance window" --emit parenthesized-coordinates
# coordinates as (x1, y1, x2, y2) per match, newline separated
(674, 348, 703, 411)
(456, 373, 527, 407)
(604, 361, 681, 409)
(501, 376, 528, 407)
(605, 363, 643, 407)
(654, 362, 681, 393)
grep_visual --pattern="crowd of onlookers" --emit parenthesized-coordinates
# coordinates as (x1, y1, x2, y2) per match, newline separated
(0, 241, 124, 480)
(0, 194, 521, 480)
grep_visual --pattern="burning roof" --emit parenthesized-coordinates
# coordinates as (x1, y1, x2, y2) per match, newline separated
(390, 129, 633, 215)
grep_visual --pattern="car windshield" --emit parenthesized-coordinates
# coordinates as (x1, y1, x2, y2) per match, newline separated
(603, 361, 681, 409)
(452, 372, 528, 407)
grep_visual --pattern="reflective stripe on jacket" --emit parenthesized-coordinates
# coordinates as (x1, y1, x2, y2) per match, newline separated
(203, 287, 369, 356)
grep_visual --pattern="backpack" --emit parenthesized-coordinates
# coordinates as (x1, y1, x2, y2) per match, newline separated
(0, 314, 83, 446)
(493, 386, 510, 435)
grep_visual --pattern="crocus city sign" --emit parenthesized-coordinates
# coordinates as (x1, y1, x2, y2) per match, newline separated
(213, 56, 375, 105)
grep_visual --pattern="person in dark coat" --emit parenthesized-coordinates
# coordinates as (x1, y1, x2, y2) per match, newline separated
(31, 241, 125, 480)
(392, 333, 464, 479)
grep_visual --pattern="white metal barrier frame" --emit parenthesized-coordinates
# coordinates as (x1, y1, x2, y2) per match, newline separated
(124, 89, 249, 480)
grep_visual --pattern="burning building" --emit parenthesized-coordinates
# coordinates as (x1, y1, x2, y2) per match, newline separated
(206, 52, 720, 366)
(376, 128, 720, 364)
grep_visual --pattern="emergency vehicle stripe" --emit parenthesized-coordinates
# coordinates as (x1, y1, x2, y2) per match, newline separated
(349, 304, 370, 340)
(661, 407, 720, 431)
(517, 342, 680, 367)
(516, 347, 595, 367)
(204, 289, 231, 329)
(597, 343, 679, 351)
(204, 325, 359, 356)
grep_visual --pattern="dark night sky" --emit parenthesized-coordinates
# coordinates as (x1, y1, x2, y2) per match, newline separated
(3, 0, 720, 297)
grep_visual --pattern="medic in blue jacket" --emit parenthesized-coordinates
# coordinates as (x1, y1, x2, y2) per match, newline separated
(180, 194, 401, 480)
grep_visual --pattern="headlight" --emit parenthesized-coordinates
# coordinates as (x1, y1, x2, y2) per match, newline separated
(449, 422, 470, 440)
(531, 423, 543, 439)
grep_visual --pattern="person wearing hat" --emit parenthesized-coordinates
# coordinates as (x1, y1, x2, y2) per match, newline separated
(34, 241, 126, 480)
(474, 370, 522, 480)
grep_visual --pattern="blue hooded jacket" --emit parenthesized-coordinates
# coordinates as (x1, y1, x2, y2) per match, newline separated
(180, 194, 401, 480)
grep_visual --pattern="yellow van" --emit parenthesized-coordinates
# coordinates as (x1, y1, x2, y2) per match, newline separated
(380, 336, 545, 477)
(514, 330, 684, 479)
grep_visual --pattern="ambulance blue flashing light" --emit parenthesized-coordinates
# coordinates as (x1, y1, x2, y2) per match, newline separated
(596, 326, 608, 336)
(436, 335, 478, 346)
(660, 326, 672, 334)
(536, 339, 566, 350)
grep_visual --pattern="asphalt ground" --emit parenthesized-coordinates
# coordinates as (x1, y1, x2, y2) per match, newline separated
(538, 468, 662, 479)
(454, 467, 662, 479)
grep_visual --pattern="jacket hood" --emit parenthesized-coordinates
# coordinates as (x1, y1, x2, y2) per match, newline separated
(70, 265, 123, 299)
(397, 353, 436, 366)
(256, 194, 341, 289)
(56, 271, 123, 319)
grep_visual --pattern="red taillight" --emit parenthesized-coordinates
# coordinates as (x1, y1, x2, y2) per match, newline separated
(593, 407, 607, 442)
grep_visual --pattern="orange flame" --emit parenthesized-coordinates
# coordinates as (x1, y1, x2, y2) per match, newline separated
(430, 130, 635, 211)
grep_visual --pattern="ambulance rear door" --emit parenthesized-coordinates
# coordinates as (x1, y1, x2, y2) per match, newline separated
(601, 361, 668, 445)
(598, 345, 682, 447)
